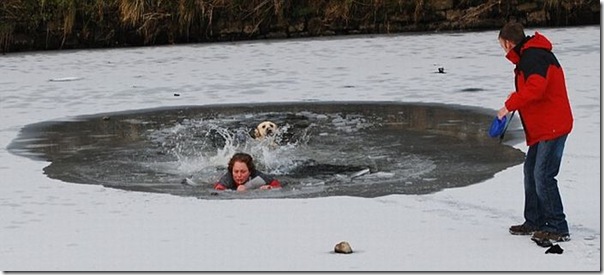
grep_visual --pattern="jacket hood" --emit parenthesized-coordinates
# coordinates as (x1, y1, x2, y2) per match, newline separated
(505, 32, 553, 64)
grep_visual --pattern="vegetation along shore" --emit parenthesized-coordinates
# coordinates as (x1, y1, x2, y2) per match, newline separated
(0, 0, 599, 53)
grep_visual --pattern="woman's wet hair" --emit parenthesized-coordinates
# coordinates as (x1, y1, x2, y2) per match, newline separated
(228, 152, 255, 173)
(499, 22, 526, 44)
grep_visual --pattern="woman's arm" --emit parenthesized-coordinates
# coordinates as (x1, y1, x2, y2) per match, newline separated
(213, 173, 234, 190)
(250, 171, 282, 190)
(213, 182, 227, 190)
(258, 178, 281, 190)
(267, 179, 282, 188)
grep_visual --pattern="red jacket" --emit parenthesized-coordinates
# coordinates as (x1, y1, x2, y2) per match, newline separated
(504, 32, 573, 146)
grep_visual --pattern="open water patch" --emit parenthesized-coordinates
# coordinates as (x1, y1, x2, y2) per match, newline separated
(8, 101, 524, 199)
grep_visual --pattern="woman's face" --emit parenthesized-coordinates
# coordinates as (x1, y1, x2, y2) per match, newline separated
(232, 161, 251, 186)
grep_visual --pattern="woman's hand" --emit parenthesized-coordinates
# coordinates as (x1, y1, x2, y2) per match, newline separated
(237, 185, 247, 192)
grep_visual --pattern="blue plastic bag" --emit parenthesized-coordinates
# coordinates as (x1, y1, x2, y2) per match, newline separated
(488, 116, 507, 138)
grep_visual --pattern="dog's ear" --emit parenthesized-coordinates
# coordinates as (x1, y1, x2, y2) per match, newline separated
(254, 128, 261, 138)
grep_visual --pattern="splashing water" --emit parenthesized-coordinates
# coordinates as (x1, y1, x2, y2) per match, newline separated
(152, 117, 311, 182)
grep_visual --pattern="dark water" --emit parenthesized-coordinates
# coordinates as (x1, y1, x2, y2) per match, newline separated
(8, 101, 525, 199)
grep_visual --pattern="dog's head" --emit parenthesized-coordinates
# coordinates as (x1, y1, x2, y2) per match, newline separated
(254, 121, 277, 139)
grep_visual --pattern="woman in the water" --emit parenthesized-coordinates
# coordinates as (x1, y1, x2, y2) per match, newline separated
(213, 152, 282, 191)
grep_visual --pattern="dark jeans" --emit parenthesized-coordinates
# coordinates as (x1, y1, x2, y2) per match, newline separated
(523, 134, 569, 235)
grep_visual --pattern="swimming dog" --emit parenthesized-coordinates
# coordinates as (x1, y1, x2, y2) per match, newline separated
(254, 121, 277, 140)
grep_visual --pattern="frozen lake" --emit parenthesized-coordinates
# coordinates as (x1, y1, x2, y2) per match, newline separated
(0, 25, 600, 271)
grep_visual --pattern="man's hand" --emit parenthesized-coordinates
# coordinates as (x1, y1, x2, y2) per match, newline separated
(498, 106, 509, 119)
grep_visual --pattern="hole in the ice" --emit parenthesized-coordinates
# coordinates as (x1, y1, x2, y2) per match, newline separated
(8, 101, 525, 199)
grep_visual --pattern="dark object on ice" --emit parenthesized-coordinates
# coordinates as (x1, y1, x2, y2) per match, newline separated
(532, 237, 553, 247)
(459, 88, 485, 92)
(545, 244, 563, 254)
(437, 67, 445, 74)
(334, 241, 353, 254)
(174, 93, 180, 96)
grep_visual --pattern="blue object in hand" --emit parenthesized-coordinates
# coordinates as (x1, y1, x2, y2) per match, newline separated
(488, 116, 507, 138)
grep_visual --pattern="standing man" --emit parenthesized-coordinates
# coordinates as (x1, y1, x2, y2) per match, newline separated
(497, 22, 573, 243)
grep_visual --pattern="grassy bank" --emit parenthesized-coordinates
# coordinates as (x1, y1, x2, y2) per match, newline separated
(0, 0, 599, 52)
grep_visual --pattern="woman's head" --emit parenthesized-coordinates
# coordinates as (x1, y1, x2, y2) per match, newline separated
(228, 153, 255, 186)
